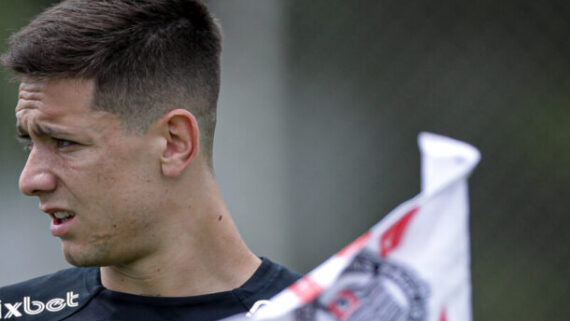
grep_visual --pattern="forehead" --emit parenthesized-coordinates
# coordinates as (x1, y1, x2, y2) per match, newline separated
(15, 78, 121, 136)
(16, 78, 95, 116)
(15, 78, 98, 132)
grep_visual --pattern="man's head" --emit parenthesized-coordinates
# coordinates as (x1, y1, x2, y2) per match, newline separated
(3, 0, 224, 267)
(2, 0, 222, 166)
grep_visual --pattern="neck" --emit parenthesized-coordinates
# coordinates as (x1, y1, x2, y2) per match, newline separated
(100, 165, 261, 297)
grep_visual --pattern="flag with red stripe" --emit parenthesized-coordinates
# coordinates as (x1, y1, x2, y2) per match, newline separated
(223, 132, 480, 321)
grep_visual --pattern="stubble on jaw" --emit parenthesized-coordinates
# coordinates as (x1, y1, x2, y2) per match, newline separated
(62, 214, 159, 268)
(62, 232, 114, 267)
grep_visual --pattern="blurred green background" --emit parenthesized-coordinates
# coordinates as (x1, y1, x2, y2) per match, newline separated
(1, 1, 568, 320)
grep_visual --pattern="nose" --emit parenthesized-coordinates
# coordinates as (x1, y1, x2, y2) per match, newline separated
(19, 147, 57, 196)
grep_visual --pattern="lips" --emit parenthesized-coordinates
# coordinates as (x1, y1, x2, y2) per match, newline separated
(52, 211, 75, 225)
(41, 208, 77, 237)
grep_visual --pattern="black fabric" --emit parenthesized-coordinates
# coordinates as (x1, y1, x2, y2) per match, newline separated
(0, 258, 301, 321)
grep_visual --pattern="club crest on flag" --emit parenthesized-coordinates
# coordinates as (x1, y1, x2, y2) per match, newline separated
(294, 250, 429, 321)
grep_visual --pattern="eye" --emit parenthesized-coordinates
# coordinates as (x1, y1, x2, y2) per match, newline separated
(54, 138, 77, 149)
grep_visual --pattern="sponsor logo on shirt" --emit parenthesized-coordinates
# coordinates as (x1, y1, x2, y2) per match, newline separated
(0, 291, 79, 319)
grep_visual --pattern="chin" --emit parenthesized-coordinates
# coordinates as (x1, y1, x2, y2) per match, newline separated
(64, 252, 102, 267)
(62, 243, 112, 267)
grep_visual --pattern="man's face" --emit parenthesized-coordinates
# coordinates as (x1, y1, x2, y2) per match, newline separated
(16, 78, 166, 267)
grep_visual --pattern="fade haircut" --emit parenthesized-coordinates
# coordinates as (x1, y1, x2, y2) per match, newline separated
(2, 0, 222, 167)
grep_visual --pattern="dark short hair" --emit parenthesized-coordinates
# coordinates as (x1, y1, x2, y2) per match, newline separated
(2, 0, 222, 166)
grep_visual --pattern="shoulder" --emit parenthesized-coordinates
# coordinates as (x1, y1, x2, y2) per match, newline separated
(0, 267, 101, 320)
(262, 259, 303, 292)
(0, 267, 99, 299)
(235, 258, 302, 308)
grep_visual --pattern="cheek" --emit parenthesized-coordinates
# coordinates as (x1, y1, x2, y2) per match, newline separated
(57, 140, 164, 264)
(86, 146, 152, 190)
(90, 150, 161, 218)
(66, 141, 163, 219)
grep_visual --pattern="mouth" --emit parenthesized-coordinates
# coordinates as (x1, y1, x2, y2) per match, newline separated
(51, 211, 76, 225)
(45, 210, 77, 237)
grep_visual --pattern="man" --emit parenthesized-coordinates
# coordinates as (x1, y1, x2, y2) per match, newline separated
(0, 0, 300, 320)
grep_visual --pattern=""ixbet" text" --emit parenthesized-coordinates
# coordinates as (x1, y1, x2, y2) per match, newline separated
(0, 291, 79, 319)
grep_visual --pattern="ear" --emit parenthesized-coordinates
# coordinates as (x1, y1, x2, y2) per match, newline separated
(159, 109, 200, 178)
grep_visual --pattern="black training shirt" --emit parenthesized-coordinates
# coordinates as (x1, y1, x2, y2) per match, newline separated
(0, 258, 301, 321)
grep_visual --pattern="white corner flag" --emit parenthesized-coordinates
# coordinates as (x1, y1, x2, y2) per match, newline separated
(223, 132, 480, 321)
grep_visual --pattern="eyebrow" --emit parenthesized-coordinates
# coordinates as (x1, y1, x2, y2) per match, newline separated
(16, 123, 72, 139)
